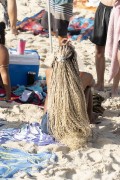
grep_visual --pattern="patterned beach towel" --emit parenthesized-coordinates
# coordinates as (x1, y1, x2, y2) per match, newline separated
(0, 146, 57, 178)
(17, 10, 94, 41)
(68, 16, 94, 41)
(17, 9, 48, 36)
(0, 122, 55, 146)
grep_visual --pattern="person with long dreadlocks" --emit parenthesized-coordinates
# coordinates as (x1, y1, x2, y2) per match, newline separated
(41, 40, 94, 150)
(44, 40, 96, 124)
(41, 0, 73, 45)
(0, 22, 11, 100)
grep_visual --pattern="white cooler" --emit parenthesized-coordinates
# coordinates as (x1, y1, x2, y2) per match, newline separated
(9, 49, 40, 86)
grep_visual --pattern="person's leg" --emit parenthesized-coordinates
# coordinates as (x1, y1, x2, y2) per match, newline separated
(112, 69, 120, 97)
(7, 0, 18, 35)
(90, 3, 112, 91)
(0, 45, 11, 100)
(112, 45, 120, 97)
(0, 67, 11, 100)
(95, 45, 105, 91)
(44, 68, 53, 113)
(57, 20, 69, 46)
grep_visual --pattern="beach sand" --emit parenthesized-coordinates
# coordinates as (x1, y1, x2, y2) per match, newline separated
(0, 0, 120, 179)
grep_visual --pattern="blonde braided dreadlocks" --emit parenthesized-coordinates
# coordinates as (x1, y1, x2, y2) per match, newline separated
(47, 43, 91, 150)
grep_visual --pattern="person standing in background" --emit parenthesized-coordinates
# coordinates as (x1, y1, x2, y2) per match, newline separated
(105, 0, 120, 97)
(0, 0, 18, 35)
(90, 0, 114, 91)
(41, 0, 73, 46)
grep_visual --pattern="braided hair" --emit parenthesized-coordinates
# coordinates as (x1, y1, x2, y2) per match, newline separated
(0, 22, 6, 45)
(48, 43, 91, 150)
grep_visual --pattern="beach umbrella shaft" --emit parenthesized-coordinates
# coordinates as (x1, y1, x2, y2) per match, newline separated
(47, 0, 53, 53)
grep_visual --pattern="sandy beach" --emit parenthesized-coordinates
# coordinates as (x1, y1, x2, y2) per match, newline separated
(0, 0, 120, 179)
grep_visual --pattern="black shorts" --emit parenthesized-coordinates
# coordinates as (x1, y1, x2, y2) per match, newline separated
(41, 11, 69, 37)
(90, 2, 112, 46)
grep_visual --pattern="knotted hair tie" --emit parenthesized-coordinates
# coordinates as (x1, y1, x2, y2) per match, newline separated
(55, 43, 75, 63)
(57, 56, 66, 62)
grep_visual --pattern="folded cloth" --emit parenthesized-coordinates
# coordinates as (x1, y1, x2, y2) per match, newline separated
(105, 1, 120, 82)
(12, 85, 26, 96)
(0, 122, 55, 146)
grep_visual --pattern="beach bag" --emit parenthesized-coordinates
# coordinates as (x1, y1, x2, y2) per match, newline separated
(53, 0, 73, 5)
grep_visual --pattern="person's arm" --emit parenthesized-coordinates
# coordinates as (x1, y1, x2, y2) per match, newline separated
(0, 67, 11, 100)
(112, 0, 118, 6)
(7, 0, 18, 35)
(0, 46, 11, 100)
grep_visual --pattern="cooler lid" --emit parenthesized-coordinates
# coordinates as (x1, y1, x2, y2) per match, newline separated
(9, 48, 40, 65)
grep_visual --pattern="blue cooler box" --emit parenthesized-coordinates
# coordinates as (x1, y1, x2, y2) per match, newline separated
(9, 49, 40, 86)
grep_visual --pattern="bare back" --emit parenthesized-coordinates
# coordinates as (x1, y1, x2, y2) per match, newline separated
(101, 0, 114, 6)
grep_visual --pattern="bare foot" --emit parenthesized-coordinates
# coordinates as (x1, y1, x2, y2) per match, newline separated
(94, 84, 104, 91)
(11, 28, 19, 35)
(111, 89, 119, 97)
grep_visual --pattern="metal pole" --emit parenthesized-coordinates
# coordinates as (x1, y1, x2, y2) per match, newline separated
(47, 0, 53, 53)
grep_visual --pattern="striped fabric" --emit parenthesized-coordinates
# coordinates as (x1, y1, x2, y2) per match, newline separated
(47, 0, 73, 21)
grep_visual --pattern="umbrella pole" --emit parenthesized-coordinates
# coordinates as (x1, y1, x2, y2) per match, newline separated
(47, 0, 53, 53)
